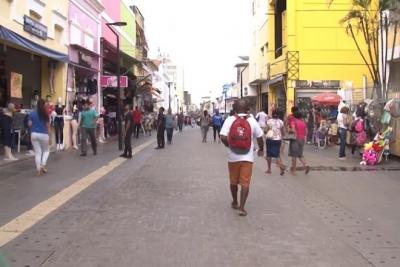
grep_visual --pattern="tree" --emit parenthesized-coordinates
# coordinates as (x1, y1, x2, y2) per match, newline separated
(331, 0, 400, 100)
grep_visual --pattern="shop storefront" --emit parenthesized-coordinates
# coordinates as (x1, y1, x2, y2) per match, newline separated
(101, 38, 139, 112)
(0, 26, 68, 108)
(67, 45, 100, 111)
(294, 80, 341, 115)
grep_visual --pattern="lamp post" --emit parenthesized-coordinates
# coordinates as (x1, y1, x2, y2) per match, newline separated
(167, 82, 172, 110)
(106, 21, 127, 151)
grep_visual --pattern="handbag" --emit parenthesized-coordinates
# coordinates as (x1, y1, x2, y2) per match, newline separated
(265, 129, 274, 139)
(284, 131, 296, 140)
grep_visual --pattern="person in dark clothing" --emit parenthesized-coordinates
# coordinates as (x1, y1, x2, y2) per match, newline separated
(306, 109, 314, 144)
(177, 111, 184, 132)
(120, 105, 133, 158)
(132, 106, 142, 138)
(156, 107, 166, 149)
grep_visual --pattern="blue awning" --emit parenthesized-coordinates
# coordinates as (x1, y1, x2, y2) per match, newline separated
(0, 25, 68, 62)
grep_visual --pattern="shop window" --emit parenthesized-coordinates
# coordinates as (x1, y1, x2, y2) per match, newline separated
(274, 0, 286, 59)
(70, 24, 81, 45)
(54, 25, 64, 43)
(84, 33, 94, 51)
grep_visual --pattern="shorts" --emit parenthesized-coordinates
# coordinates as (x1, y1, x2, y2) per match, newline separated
(288, 139, 305, 158)
(228, 161, 253, 188)
(266, 139, 281, 158)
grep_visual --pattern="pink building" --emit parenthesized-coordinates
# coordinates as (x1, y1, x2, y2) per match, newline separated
(67, 0, 104, 111)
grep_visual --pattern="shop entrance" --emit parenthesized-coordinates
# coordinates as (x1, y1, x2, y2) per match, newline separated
(0, 45, 41, 108)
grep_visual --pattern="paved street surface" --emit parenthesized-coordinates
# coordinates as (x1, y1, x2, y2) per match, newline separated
(0, 128, 400, 267)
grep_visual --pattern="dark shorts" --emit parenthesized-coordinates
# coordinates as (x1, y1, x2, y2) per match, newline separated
(289, 139, 305, 158)
(266, 139, 281, 158)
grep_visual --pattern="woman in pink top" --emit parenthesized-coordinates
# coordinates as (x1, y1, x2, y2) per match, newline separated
(289, 111, 310, 175)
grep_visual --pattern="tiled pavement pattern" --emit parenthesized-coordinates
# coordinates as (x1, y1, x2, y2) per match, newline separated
(1, 128, 400, 266)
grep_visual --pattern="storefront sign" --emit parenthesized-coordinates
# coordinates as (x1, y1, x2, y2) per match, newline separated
(79, 52, 92, 68)
(23, 16, 48, 40)
(100, 76, 128, 88)
(10, 72, 23, 98)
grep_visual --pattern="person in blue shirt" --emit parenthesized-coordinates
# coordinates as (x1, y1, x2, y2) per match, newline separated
(28, 99, 51, 175)
(212, 110, 224, 143)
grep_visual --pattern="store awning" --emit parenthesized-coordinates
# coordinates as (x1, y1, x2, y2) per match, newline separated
(266, 75, 285, 86)
(0, 25, 68, 62)
(249, 78, 268, 86)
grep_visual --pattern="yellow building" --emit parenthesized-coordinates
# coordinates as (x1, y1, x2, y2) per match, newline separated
(0, 0, 68, 107)
(264, 0, 372, 115)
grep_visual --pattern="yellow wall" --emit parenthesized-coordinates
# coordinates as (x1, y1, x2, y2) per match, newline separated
(267, 0, 374, 114)
(0, 0, 68, 102)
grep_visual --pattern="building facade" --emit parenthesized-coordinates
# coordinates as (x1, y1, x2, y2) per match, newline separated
(0, 0, 68, 107)
(249, 0, 269, 113)
(67, 0, 103, 111)
(264, 0, 372, 115)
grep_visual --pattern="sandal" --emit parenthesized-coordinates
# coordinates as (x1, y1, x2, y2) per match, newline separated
(238, 209, 247, 217)
(231, 202, 239, 210)
(280, 166, 285, 176)
(305, 166, 310, 174)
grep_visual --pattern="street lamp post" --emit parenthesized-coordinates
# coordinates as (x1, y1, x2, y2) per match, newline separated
(168, 82, 171, 110)
(106, 21, 127, 151)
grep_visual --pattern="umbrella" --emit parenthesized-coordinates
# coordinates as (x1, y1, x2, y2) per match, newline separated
(311, 92, 342, 106)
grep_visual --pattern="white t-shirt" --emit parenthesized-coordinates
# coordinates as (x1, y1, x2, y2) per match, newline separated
(337, 113, 347, 129)
(220, 114, 264, 162)
(256, 111, 268, 128)
(266, 118, 284, 140)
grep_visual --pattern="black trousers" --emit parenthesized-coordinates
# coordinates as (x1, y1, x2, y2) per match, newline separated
(157, 128, 165, 148)
(124, 128, 133, 156)
(134, 123, 141, 138)
(54, 117, 64, 144)
(213, 125, 221, 141)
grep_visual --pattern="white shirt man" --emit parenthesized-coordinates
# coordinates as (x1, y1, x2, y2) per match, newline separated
(255, 110, 268, 129)
(220, 110, 264, 217)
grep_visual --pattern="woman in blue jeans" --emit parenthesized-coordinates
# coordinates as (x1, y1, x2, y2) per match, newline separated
(337, 106, 350, 159)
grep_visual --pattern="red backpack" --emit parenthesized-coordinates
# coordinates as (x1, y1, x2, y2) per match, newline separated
(228, 115, 252, 154)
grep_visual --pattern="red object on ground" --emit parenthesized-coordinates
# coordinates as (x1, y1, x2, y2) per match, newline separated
(311, 92, 342, 106)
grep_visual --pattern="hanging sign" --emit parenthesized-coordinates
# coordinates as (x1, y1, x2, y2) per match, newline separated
(100, 75, 128, 88)
(23, 15, 48, 40)
(10, 72, 23, 98)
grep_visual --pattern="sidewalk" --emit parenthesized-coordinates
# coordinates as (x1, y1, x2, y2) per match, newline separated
(0, 130, 157, 169)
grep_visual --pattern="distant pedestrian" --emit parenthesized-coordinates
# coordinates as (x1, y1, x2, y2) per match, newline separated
(28, 99, 51, 175)
(212, 110, 223, 142)
(265, 110, 285, 175)
(177, 111, 184, 132)
(79, 100, 98, 156)
(289, 111, 310, 175)
(306, 109, 314, 144)
(120, 105, 133, 158)
(0, 103, 17, 161)
(256, 107, 268, 131)
(220, 100, 264, 217)
(337, 106, 350, 160)
(165, 109, 176, 144)
(132, 106, 142, 139)
(156, 107, 166, 149)
(200, 110, 211, 143)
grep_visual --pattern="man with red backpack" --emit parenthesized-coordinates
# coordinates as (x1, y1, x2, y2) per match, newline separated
(220, 100, 264, 217)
